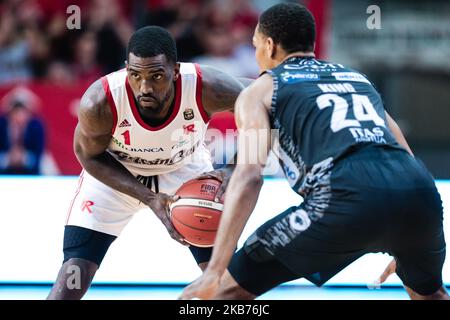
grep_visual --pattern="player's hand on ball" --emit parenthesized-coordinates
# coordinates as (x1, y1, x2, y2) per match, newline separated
(196, 167, 233, 202)
(148, 193, 188, 246)
(179, 270, 221, 300)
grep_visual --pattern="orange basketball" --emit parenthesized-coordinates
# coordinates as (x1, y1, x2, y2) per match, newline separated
(170, 178, 224, 247)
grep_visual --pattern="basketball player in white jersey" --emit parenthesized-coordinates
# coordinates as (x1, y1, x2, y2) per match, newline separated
(47, 26, 251, 300)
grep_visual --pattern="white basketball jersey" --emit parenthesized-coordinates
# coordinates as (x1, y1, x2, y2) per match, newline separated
(101, 63, 211, 176)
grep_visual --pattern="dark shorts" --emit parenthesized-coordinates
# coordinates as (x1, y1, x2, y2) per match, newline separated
(63, 225, 213, 267)
(228, 146, 446, 296)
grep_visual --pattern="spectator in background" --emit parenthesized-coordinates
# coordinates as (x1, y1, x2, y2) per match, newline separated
(45, 60, 74, 85)
(138, 0, 206, 61)
(1, 0, 263, 81)
(0, 0, 51, 84)
(87, 0, 133, 73)
(40, 0, 132, 81)
(0, 4, 33, 84)
(193, 0, 259, 78)
(47, 30, 102, 85)
(71, 31, 103, 83)
(0, 92, 45, 175)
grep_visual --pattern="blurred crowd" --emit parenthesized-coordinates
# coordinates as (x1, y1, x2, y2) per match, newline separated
(0, 0, 269, 175)
(0, 0, 262, 86)
(0, 86, 45, 174)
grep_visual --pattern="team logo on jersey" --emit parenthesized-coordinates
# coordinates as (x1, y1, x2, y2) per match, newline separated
(183, 108, 194, 120)
(81, 200, 94, 214)
(183, 124, 196, 134)
(118, 119, 131, 127)
(332, 72, 371, 84)
(280, 71, 320, 84)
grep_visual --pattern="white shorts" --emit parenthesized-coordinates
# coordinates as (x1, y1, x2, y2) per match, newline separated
(65, 159, 213, 236)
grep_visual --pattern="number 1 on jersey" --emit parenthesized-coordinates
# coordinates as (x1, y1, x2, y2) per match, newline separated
(121, 130, 131, 145)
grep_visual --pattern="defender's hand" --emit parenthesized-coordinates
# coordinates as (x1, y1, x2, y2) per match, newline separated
(375, 259, 397, 286)
(196, 167, 233, 202)
(179, 270, 221, 300)
(148, 193, 188, 246)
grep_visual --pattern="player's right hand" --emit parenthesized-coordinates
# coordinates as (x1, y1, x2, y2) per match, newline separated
(195, 166, 233, 202)
(148, 193, 189, 246)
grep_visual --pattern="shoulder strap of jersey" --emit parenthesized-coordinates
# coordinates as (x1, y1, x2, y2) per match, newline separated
(100, 76, 118, 134)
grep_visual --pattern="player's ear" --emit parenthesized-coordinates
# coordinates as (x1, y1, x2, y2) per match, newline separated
(266, 37, 275, 59)
(173, 63, 180, 82)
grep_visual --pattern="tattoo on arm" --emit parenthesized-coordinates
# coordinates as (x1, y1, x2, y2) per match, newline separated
(74, 79, 156, 204)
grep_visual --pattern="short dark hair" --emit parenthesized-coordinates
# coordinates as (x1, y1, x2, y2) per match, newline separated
(127, 26, 177, 64)
(259, 3, 316, 53)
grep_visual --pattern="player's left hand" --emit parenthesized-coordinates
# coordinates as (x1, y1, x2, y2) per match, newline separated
(196, 166, 233, 202)
(374, 258, 397, 286)
(178, 270, 222, 300)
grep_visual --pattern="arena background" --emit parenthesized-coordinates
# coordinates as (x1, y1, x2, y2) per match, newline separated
(0, 0, 449, 299)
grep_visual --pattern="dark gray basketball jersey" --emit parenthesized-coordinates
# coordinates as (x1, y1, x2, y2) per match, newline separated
(267, 56, 403, 194)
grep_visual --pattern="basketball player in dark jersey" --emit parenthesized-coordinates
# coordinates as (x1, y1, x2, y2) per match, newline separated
(180, 4, 448, 300)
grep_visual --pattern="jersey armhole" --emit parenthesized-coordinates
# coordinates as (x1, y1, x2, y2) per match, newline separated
(101, 76, 118, 134)
(262, 70, 278, 117)
(194, 63, 210, 124)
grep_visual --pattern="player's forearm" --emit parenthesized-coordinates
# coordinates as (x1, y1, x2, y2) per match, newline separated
(207, 165, 263, 274)
(77, 151, 156, 204)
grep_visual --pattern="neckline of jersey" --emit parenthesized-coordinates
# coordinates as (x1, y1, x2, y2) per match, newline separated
(284, 56, 317, 63)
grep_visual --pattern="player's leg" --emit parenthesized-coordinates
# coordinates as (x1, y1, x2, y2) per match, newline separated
(404, 285, 449, 300)
(386, 159, 448, 300)
(376, 159, 449, 300)
(215, 247, 301, 299)
(217, 148, 405, 299)
(47, 226, 116, 300)
(47, 258, 97, 300)
(376, 258, 449, 300)
(395, 250, 449, 300)
(188, 245, 238, 271)
(392, 218, 448, 300)
(215, 203, 367, 299)
(188, 246, 213, 271)
(48, 171, 138, 300)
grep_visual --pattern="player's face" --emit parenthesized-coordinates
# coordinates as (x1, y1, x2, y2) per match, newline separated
(126, 53, 179, 114)
(253, 25, 274, 73)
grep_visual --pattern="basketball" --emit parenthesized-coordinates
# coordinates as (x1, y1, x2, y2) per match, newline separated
(170, 178, 224, 247)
